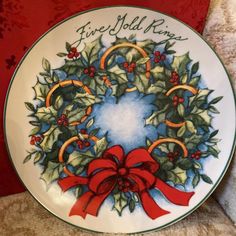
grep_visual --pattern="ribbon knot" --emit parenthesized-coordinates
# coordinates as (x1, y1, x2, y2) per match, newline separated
(58, 145, 194, 219)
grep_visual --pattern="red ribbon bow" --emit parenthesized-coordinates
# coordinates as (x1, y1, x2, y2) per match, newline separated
(58, 145, 194, 219)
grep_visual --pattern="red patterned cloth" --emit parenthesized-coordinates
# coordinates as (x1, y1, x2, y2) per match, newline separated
(0, 0, 210, 196)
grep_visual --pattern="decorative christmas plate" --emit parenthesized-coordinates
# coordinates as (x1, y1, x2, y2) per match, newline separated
(4, 6, 236, 234)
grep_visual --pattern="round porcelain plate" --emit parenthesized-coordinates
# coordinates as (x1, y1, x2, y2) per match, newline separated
(4, 6, 236, 234)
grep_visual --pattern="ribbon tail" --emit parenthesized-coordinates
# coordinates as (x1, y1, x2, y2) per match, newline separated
(140, 191, 170, 220)
(58, 176, 88, 192)
(85, 191, 111, 217)
(155, 179, 194, 206)
(69, 191, 94, 218)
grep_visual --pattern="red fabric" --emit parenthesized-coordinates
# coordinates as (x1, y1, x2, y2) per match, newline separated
(0, 0, 210, 197)
(58, 145, 194, 219)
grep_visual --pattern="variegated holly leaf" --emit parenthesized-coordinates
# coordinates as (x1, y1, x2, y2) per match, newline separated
(147, 80, 166, 94)
(171, 53, 191, 76)
(113, 192, 128, 216)
(137, 39, 155, 54)
(167, 167, 187, 185)
(54, 96, 64, 110)
(40, 125, 62, 152)
(111, 83, 128, 98)
(94, 136, 108, 156)
(35, 106, 57, 123)
(133, 73, 149, 93)
(145, 105, 168, 126)
(40, 161, 63, 187)
(108, 65, 128, 84)
(68, 150, 94, 167)
(67, 107, 87, 124)
(33, 79, 50, 101)
(82, 35, 103, 64)
(42, 58, 51, 73)
(184, 134, 203, 149)
(74, 93, 102, 106)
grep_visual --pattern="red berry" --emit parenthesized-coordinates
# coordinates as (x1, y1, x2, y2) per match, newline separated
(154, 58, 160, 63)
(90, 66, 96, 72)
(173, 101, 178, 107)
(77, 140, 83, 145)
(61, 114, 67, 120)
(125, 181, 130, 187)
(172, 71, 178, 76)
(67, 53, 74, 59)
(83, 68, 89, 74)
(154, 51, 161, 56)
(191, 154, 196, 158)
(170, 78, 175, 83)
(130, 62, 136, 68)
(123, 62, 129, 68)
(84, 141, 90, 147)
(174, 151, 179, 157)
(80, 129, 87, 134)
(127, 67, 133, 73)
(196, 150, 201, 155)
(161, 54, 166, 61)
(89, 72, 95, 77)
(35, 137, 41, 142)
(174, 82, 178, 86)
(30, 140, 35, 145)
(167, 152, 174, 158)
(173, 95, 178, 101)
(178, 97, 184, 103)
(57, 118, 63, 126)
(63, 120, 69, 126)
(71, 47, 77, 53)
(74, 52, 80, 58)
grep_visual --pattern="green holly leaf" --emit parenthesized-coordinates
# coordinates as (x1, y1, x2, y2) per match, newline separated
(33, 79, 50, 102)
(192, 172, 200, 188)
(162, 161, 174, 171)
(42, 58, 51, 73)
(177, 125, 186, 137)
(145, 105, 168, 126)
(189, 76, 201, 86)
(65, 42, 71, 52)
(186, 120, 196, 134)
(136, 57, 150, 65)
(150, 66, 166, 80)
(168, 167, 187, 185)
(201, 174, 213, 184)
(177, 104, 185, 117)
(40, 161, 63, 187)
(147, 80, 166, 94)
(208, 145, 220, 157)
(25, 102, 36, 113)
(68, 150, 94, 167)
(35, 106, 57, 123)
(171, 53, 191, 76)
(108, 65, 128, 84)
(40, 125, 62, 152)
(209, 96, 223, 105)
(74, 93, 102, 106)
(92, 76, 107, 96)
(137, 39, 155, 54)
(113, 192, 128, 216)
(190, 62, 199, 76)
(177, 159, 193, 170)
(54, 96, 64, 110)
(23, 150, 37, 164)
(111, 83, 128, 98)
(94, 136, 108, 156)
(57, 52, 67, 57)
(184, 134, 203, 149)
(34, 151, 43, 164)
(82, 35, 103, 64)
(29, 126, 41, 136)
(67, 107, 86, 124)
(196, 110, 212, 126)
(133, 73, 149, 93)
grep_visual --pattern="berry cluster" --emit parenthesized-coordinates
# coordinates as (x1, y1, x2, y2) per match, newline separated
(30, 135, 43, 145)
(117, 178, 131, 192)
(153, 51, 166, 63)
(123, 61, 136, 73)
(77, 129, 91, 149)
(170, 71, 180, 85)
(191, 150, 202, 160)
(172, 95, 185, 107)
(67, 47, 80, 59)
(57, 114, 69, 126)
(83, 66, 96, 78)
(167, 151, 180, 161)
